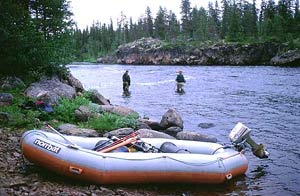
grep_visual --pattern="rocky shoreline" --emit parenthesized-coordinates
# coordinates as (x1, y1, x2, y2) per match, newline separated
(97, 37, 300, 66)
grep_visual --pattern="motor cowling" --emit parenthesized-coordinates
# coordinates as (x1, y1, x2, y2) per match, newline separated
(229, 122, 269, 159)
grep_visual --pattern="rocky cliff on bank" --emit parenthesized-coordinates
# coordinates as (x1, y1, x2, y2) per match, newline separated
(97, 37, 300, 66)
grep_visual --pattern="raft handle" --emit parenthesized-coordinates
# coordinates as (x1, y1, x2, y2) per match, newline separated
(69, 166, 83, 174)
(226, 173, 232, 180)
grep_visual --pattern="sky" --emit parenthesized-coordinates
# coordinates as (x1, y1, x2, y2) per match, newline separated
(70, 0, 215, 29)
(70, 0, 263, 29)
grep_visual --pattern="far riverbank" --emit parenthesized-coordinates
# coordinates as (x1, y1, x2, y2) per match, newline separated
(96, 38, 300, 66)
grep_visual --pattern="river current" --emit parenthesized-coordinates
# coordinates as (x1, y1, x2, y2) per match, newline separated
(69, 64, 300, 196)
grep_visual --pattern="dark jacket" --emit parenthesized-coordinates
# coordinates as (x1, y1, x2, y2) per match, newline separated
(176, 74, 186, 83)
(123, 72, 131, 85)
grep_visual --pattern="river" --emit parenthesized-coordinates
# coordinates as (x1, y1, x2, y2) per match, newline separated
(69, 64, 300, 196)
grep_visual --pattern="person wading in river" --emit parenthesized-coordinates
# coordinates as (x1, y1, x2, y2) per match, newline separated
(122, 70, 131, 95)
(176, 70, 186, 93)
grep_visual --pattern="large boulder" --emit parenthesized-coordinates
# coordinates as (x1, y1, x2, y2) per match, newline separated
(24, 77, 76, 104)
(0, 93, 13, 106)
(160, 108, 183, 129)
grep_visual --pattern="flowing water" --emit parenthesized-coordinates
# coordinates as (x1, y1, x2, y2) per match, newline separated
(69, 64, 300, 196)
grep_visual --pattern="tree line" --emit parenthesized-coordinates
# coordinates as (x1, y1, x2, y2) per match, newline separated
(1, 0, 300, 80)
(72, 0, 300, 61)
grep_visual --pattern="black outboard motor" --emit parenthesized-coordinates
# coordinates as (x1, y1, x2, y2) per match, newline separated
(160, 142, 190, 153)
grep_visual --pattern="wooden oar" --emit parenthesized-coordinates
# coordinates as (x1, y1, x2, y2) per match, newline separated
(99, 137, 138, 153)
(96, 131, 139, 152)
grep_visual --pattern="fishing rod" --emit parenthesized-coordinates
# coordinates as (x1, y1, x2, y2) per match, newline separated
(45, 123, 79, 149)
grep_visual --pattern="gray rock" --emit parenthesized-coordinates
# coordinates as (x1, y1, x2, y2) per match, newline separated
(137, 129, 176, 139)
(88, 89, 111, 105)
(91, 103, 138, 117)
(198, 122, 215, 129)
(25, 77, 76, 104)
(136, 120, 152, 130)
(138, 119, 162, 130)
(58, 123, 99, 137)
(270, 50, 300, 66)
(164, 126, 183, 137)
(176, 131, 217, 143)
(103, 128, 135, 137)
(65, 73, 85, 92)
(0, 93, 13, 106)
(0, 76, 25, 90)
(160, 108, 183, 129)
(74, 105, 100, 121)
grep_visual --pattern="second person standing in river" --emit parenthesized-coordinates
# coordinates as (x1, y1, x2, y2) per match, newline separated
(122, 70, 131, 95)
(176, 70, 186, 93)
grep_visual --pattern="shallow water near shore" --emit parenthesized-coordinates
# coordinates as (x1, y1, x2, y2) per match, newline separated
(69, 64, 300, 196)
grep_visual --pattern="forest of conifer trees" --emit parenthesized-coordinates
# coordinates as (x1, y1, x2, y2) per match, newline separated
(71, 0, 300, 61)
(1, 0, 300, 79)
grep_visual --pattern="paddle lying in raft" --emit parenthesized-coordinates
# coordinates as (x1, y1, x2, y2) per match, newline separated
(98, 134, 139, 153)
(94, 131, 160, 153)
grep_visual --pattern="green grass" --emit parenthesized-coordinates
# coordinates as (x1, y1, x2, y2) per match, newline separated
(53, 94, 90, 123)
(0, 89, 139, 133)
(79, 112, 139, 134)
(0, 89, 42, 129)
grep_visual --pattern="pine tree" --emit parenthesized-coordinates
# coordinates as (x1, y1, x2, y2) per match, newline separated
(0, 0, 73, 78)
(193, 7, 209, 41)
(207, 2, 219, 40)
(294, 0, 300, 38)
(221, 0, 230, 38)
(180, 0, 192, 38)
(145, 6, 154, 37)
(154, 6, 167, 40)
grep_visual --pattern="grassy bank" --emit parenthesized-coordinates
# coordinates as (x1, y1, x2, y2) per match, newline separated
(0, 88, 138, 134)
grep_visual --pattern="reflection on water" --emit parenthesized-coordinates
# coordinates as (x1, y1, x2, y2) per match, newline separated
(70, 64, 300, 196)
